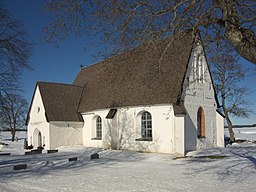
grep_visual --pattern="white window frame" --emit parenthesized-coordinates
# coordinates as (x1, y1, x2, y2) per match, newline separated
(96, 116, 102, 139)
(141, 111, 152, 139)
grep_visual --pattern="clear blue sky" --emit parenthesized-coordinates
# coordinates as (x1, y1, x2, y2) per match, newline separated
(3, 0, 100, 101)
(3, 0, 256, 125)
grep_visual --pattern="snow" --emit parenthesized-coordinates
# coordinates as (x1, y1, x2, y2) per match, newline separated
(0, 131, 256, 192)
(225, 126, 256, 141)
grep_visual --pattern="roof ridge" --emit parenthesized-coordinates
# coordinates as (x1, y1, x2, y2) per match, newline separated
(37, 81, 83, 88)
(74, 30, 195, 82)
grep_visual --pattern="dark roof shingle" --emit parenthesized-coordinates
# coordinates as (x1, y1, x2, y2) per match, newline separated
(73, 31, 194, 112)
(37, 82, 84, 122)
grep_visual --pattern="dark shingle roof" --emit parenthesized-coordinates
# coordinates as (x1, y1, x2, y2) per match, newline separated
(37, 82, 84, 122)
(73, 31, 194, 113)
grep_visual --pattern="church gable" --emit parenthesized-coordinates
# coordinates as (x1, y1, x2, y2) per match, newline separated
(182, 40, 217, 104)
(27, 86, 48, 125)
(181, 39, 221, 152)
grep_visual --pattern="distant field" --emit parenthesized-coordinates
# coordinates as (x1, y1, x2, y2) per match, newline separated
(225, 126, 256, 141)
(0, 131, 27, 140)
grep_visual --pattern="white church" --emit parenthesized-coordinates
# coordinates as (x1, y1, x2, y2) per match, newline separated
(26, 31, 224, 156)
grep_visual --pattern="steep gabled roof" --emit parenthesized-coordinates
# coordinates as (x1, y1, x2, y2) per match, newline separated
(36, 82, 84, 122)
(73, 31, 194, 112)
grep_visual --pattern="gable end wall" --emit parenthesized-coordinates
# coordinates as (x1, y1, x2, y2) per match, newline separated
(183, 42, 219, 152)
(27, 86, 50, 149)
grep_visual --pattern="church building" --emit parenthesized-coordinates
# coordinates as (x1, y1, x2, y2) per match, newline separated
(26, 31, 224, 156)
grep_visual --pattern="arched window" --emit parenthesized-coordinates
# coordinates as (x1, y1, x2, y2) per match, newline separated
(96, 116, 102, 138)
(141, 112, 152, 138)
(197, 107, 206, 138)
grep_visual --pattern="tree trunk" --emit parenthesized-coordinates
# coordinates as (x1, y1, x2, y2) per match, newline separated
(11, 129, 16, 142)
(222, 99, 235, 143)
(225, 114, 235, 143)
(221, 73, 235, 143)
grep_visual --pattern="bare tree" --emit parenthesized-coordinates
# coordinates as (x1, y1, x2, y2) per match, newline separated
(209, 41, 252, 143)
(0, 5, 31, 94)
(44, 0, 256, 64)
(0, 92, 28, 141)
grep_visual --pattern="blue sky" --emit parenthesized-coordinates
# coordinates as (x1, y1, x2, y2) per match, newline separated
(3, 0, 99, 98)
(3, 0, 256, 125)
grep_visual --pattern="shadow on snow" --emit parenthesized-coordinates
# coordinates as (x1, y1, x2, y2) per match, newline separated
(0, 145, 255, 182)
(0, 147, 153, 181)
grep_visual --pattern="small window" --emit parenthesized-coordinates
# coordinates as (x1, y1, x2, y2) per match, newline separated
(141, 112, 152, 139)
(96, 116, 102, 139)
(106, 109, 117, 119)
(37, 107, 40, 113)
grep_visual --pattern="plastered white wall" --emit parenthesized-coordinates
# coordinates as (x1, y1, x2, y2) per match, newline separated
(27, 86, 50, 149)
(82, 111, 107, 149)
(82, 104, 180, 154)
(216, 112, 224, 147)
(49, 122, 83, 149)
(183, 41, 223, 152)
(173, 116, 185, 156)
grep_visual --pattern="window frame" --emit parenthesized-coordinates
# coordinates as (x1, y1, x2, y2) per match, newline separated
(136, 111, 152, 141)
(96, 116, 102, 139)
(91, 115, 102, 140)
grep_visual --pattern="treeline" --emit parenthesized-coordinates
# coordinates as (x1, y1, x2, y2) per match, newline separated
(225, 124, 256, 128)
(0, 129, 27, 132)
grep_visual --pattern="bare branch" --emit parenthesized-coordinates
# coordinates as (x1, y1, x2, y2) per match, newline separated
(44, 0, 256, 64)
(0, 6, 31, 94)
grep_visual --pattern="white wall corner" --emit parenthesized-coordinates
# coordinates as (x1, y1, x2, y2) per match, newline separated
(173, 116, 185, 156)
(216, 112, 224, 147)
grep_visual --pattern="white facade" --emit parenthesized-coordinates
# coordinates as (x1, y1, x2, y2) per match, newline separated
(49, 122, 83, 149)
(27, 87, 50, 148)
(182, 41, 224, 152)
(216, 112, 224, 147)
(82, 104, 186, 155)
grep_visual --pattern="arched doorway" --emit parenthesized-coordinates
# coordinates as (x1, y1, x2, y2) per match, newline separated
(197, 107, 206, 138)
(33, 129, 42, 148)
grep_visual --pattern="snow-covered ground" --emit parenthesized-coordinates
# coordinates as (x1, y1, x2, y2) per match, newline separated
(0, 131, 256, 192)
(224, 126, 256, 142)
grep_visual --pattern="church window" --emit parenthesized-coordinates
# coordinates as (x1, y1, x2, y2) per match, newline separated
(199, 58, 204, 84)
(141, 111, 152, 139)
(193, 54, 205, 84)
(96, 116, 102, 139)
